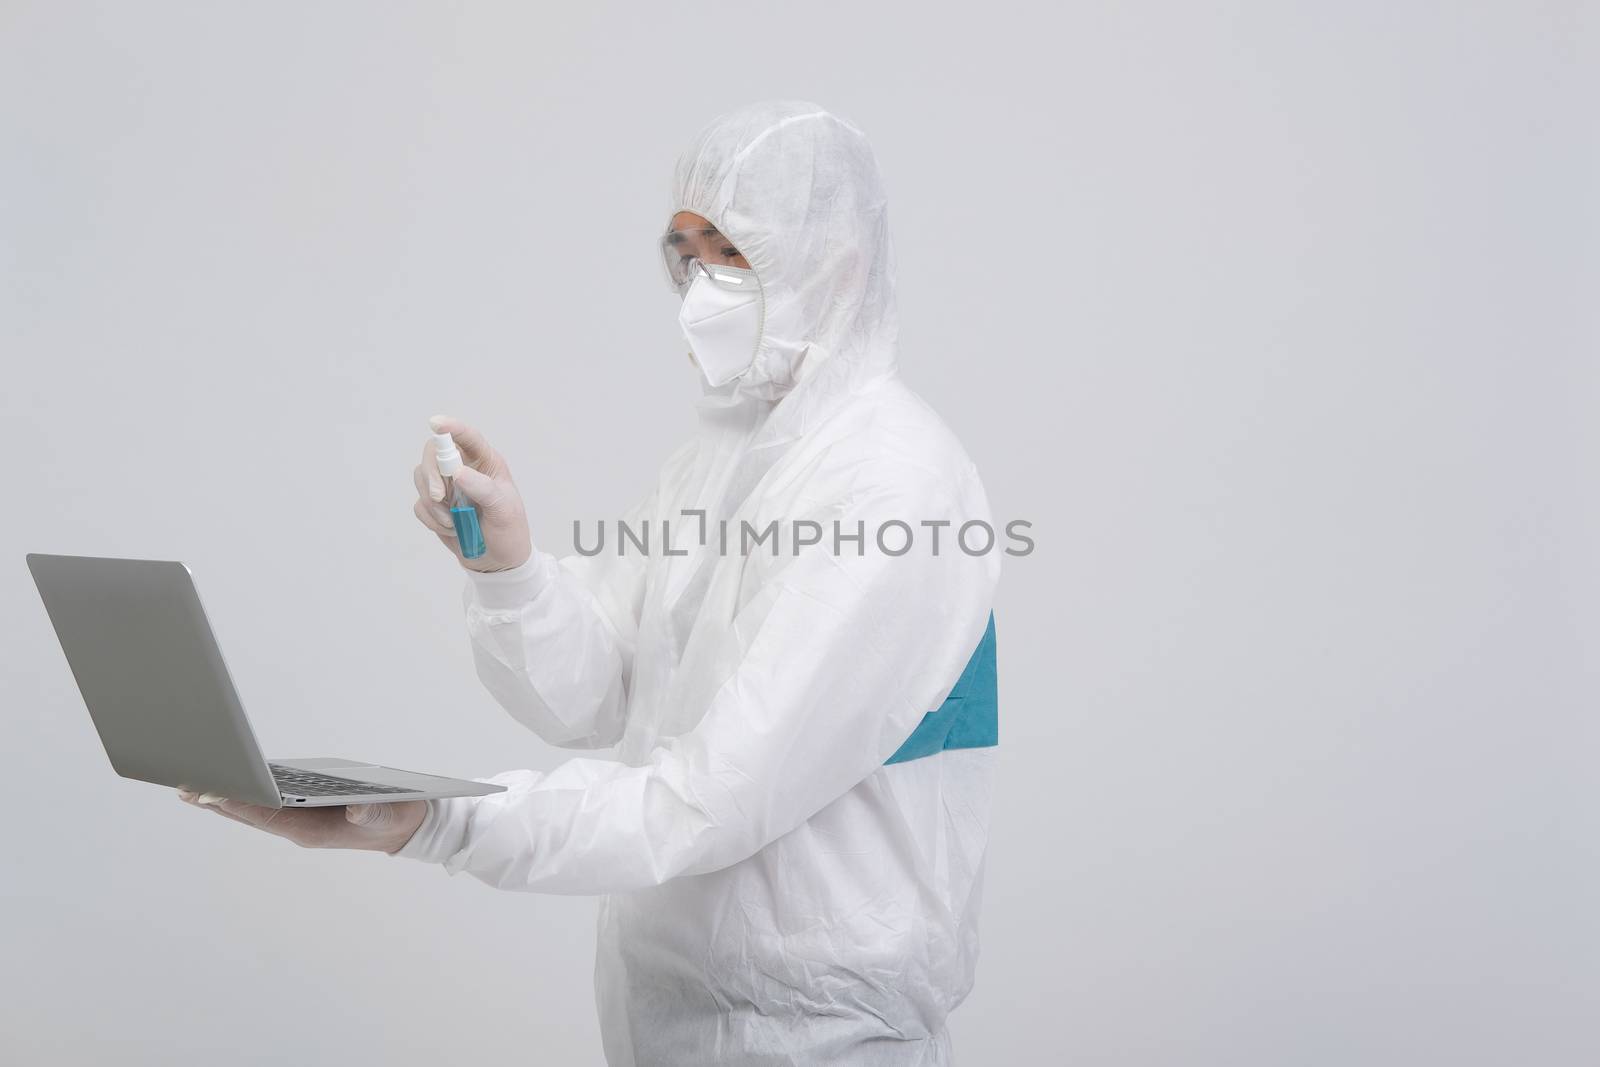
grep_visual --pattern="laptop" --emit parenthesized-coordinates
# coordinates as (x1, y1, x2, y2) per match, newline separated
(25, 553, 504, 808)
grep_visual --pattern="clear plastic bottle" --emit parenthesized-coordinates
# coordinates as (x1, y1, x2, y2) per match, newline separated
(431, 431, 487, 559)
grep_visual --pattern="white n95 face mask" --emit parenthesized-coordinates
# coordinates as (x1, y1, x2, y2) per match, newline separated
(677, 264, 763, 387)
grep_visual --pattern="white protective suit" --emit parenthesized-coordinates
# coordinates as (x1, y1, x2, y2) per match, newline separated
(398, 101, 1001, 1066)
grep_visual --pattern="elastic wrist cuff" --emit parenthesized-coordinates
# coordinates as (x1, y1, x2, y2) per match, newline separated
(468, 551, 552, 611)
(391, 797, 470, 864)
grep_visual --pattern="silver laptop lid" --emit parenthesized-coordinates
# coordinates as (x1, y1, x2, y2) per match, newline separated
(26, 554, 282, 806)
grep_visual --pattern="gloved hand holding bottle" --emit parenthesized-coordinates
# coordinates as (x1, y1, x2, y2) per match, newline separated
(412, 415, 534, 573)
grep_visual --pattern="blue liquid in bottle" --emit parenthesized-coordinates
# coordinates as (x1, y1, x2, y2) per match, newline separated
(450, 488, 487, 559)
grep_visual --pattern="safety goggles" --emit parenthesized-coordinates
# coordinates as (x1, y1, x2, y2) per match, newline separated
(660, 227, 755, 292)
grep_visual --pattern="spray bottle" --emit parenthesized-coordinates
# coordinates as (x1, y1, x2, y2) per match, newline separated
(431, 430, 487, 560)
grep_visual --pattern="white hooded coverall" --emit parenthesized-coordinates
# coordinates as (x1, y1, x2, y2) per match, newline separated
(398, 101, 1001, 1066)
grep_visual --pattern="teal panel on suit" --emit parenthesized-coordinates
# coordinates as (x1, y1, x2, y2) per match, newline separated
(885, 614, 997, 765)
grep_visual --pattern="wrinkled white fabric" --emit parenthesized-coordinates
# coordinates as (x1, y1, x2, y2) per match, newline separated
(398, 101, 1000, 1066)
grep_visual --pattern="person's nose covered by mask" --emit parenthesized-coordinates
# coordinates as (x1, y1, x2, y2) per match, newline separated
(678, 263, 762, 386)
(660, 221, 763, 387)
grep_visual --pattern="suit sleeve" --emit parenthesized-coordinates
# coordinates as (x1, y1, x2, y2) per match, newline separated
(457, 469, 668, 749)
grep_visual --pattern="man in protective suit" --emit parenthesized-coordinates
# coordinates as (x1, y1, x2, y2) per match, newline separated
(187, 101, 1001, 1067)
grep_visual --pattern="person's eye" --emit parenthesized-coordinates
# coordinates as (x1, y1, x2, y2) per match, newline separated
(721, 247, 739, 258)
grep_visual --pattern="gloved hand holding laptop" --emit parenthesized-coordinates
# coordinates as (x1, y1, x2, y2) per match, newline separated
(179, 790, 427, 853)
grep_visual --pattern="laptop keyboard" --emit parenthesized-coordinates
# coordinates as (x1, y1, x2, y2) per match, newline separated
(269, 764, 414, 797)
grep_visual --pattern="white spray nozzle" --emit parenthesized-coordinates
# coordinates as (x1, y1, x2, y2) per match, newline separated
(431, 432, 462, 477)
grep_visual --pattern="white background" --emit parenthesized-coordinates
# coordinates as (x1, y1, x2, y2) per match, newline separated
(2, 2, 1594, 1063)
